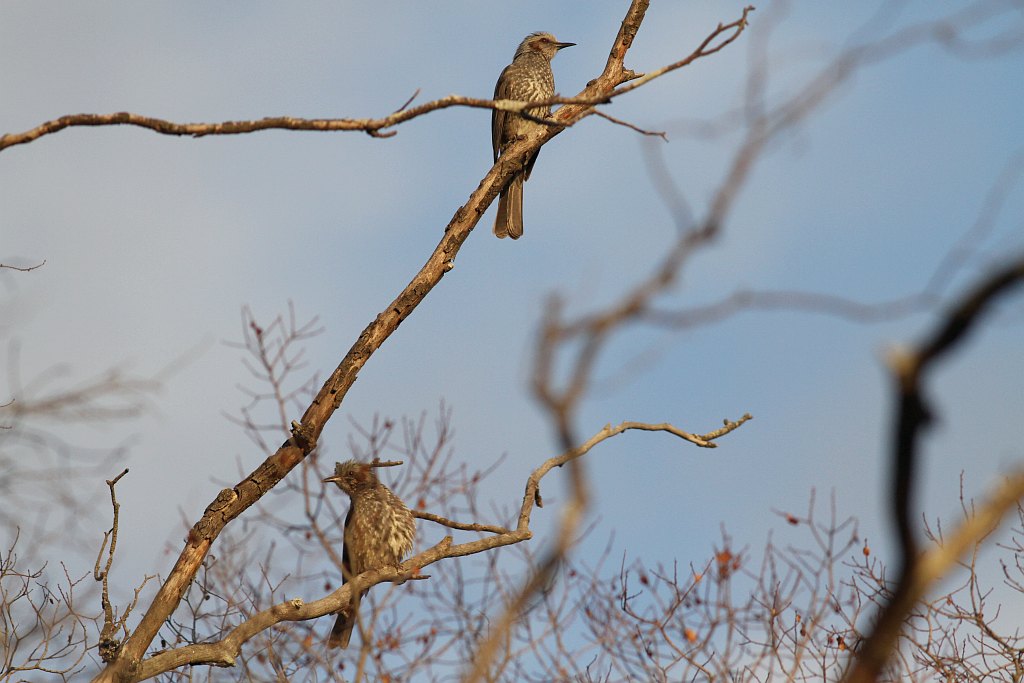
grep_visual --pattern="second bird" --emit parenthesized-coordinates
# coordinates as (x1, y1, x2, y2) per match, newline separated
(323, 460, 416, 649)
(492, 32, 574, 240)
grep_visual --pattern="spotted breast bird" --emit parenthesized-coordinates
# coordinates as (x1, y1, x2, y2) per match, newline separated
(322, 460, 416, 649)
(492, 32, 574, 239)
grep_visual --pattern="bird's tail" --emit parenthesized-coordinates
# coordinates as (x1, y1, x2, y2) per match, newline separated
(493, 175, 524, 240)
(326, 591, 361, 649)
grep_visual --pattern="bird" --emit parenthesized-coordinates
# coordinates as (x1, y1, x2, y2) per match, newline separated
(492, 32, 574, 240)
(322, 460, 416, 649)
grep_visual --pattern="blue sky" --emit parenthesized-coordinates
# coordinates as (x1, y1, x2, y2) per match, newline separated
(2, 0, 1024, 654)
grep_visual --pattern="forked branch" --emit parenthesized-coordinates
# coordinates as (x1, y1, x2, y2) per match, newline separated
(127, 415, 748, 680)
(86, 3, 752, 681)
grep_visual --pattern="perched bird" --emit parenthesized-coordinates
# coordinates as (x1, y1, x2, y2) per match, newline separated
(492, 32, 574, 239)
(322, 460, 416, 649)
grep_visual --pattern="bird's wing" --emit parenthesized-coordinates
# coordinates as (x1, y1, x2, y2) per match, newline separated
(341, 505, 353, 580)
(492, 64, 513, 163)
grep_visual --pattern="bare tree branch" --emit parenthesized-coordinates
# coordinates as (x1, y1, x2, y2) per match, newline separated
(0, 6, 753, 156)
(117, 413, 746, 680)
(0, 260, 45, 272)
(0, 533, 95, 680)
(843, 252, 1024, 683)
(93, 469, 156, 664)
(82, 6, 754, 678)
(412, 511, 511, 536)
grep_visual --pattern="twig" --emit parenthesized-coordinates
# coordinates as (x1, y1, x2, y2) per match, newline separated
(593, 110, 668, 140)
(94, 468, 129, 663)
(412, 510, 510, 535)
(368, 459, 404, 469)
(0, 259, 46, 272)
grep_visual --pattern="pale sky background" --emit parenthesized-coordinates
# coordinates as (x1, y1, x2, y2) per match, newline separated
(2, 0, 1024, 671)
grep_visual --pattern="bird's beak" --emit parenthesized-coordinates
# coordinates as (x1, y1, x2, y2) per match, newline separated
(556, 42, 576, 50)
(322, 475, 341, 484)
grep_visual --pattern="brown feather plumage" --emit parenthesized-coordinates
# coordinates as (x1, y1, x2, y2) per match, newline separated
(491, 32, 573, 239)
(323, 461, 416, 649)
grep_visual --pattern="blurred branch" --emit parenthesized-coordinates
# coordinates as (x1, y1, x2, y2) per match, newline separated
(643, 148, 1024, 328)
(4, 340, 161, 424)
(843, 252, 1024, 683)
(621, 0, 1024, 334)
(6, 369, 157, 423)
(1, 345, 164, 555)
(518, 3, 1024, 680)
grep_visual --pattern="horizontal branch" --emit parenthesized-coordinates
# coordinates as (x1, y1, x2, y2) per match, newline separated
(131, 414, 750, 678)
(0, 96, 601, 152)
(0, 6, 754, 155)
(0, 259, 46, 272)
(135, 538, 451, 678)
(516, 416, 751, 536)
(413, 510, 510, 535)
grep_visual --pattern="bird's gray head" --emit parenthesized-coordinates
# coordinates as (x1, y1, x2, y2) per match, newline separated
(322, 460, 377, 495)
(515, 32, 575, 61)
